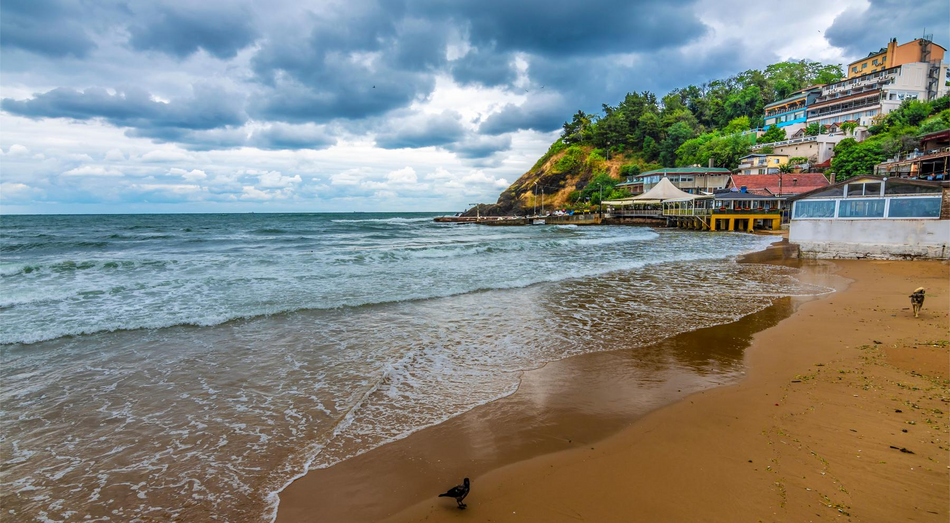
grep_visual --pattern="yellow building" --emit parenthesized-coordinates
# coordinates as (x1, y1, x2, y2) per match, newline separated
(736, 154, 788, 175)
(847, 37, 947, 79)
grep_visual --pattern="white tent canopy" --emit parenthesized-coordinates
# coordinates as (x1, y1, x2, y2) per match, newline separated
(630, 177, 697, 203)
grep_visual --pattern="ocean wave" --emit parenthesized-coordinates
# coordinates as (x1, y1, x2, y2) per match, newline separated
(330, 217, 434, 224)
(0, 237, 779, 346)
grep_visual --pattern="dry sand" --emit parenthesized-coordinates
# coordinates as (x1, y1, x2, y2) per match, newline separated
(278, 257, 949, 523)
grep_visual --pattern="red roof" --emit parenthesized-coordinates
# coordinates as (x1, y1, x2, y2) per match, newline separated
(727, 173, 831, 196)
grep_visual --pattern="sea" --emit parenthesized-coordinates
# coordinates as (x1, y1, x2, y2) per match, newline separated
(0, 213, 828, 522)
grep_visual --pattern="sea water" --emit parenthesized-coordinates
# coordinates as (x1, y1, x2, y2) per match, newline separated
(0, 213, 827, 521)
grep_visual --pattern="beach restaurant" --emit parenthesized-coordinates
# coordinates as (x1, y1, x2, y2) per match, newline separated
(662, 191, 784, 232)
(602, 177, 687, 218)
(788, 175, 950, 259)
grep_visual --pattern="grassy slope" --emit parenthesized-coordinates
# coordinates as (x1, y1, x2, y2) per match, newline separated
(472, 146, 632, 216)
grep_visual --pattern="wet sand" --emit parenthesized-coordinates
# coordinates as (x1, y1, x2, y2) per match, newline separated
(277, 253, 949, 522)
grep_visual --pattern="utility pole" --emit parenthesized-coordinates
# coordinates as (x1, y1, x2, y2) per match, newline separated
(533, 182, 538, 216)
(599, 183, 604, 219)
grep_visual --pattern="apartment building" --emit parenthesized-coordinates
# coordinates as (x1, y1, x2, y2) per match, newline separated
(847, 37, 946, 79)
(806, 61, 949, 128)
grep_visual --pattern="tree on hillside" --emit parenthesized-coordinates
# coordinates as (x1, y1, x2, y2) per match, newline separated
(659, 121, 695, 166)
(804, 122, 824, 136)
(562, 111, 592, 144)
(830, 138, 886, 181)
(764, 61, 843, 99)
(757, 125, 786, 144)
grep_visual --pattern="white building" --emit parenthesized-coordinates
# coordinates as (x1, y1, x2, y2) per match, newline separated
(806, 62, 949, 128)
(789, 176, 949, 259)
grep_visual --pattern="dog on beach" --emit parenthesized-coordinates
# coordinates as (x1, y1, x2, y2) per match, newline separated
(438, 477, 470, 509)
(910, 287, 925, 318)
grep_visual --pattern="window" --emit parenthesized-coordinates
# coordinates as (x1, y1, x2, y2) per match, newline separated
(884, 183, 941, 195)
(839, 199, 885, 218)
(852, 66, 858, 73)
(861, 63, 867, 69)
(846, 182, 881, 197)
(888, 197, 942, 218)
(793, 200, 836, 218)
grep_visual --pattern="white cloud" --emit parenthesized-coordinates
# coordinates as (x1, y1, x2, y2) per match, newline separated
(258, 171, 302, 188)
(4, 144, 30, 156)
(104, 149, 127, 161)
(330, 168, 368, 186)
(0, 182, 45, 201)
(141, 149, 195, 162)
(168, 168, 208, 181)
(62, 165, 124, 177)
(386, 166, 417, 184)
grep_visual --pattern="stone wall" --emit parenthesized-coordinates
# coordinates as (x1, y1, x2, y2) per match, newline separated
(790, 218, 950, 259)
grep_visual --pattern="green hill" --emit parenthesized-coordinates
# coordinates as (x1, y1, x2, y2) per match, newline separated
(471, 60, 950, 217)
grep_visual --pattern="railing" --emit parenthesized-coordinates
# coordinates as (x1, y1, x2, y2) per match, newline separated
(605, 209, 662, 218)
(753, 135, 818, 149)
(712, 208, 781, 215)
(663, 208, 711, 217)
(807, 95, 881, 118)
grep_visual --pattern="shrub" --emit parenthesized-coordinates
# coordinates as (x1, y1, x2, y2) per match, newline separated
(552, 145, 585, 174)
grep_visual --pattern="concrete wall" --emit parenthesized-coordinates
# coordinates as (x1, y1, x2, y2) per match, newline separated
(790, 219, 950, 259)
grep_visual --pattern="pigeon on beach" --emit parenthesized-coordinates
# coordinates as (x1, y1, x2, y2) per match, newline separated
(438, 477, 470, 509)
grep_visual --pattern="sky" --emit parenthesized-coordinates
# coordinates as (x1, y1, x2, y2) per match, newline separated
(1, 0, 948, 214)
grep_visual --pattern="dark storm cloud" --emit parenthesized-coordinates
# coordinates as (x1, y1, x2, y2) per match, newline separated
(0, 0, 775, 157)
(825, 0, 950, 58)
(446, 134, 512, 159)
(415, 0, 708, 56)
(450, 48, 518, 87)
(248, 5, 440, 123)
(479, 94, 572, 135)
(376, 111, 465, 149)
(0, 0, 97, 58)
(375, 111, 467, 149)
(127, 3, 259, 59)
(126, 126, 249, 151)
(250, 123, 337, 151)
(2, 85, 246, 130)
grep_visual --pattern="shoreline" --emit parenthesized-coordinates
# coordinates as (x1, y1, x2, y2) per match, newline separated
(383, 259, 949, 522)
(274, 240, 831, 522)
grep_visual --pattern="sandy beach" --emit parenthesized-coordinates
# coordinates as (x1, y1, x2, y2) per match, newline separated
(277, 250, 949, 523)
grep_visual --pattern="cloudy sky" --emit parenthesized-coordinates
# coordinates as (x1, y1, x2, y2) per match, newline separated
(1, 0, 947, 214)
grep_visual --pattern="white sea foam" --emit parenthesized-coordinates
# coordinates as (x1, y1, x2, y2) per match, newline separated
(1, 214, 830, 522)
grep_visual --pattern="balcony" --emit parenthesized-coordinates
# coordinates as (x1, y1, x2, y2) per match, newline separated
(807, 94, 880, 119)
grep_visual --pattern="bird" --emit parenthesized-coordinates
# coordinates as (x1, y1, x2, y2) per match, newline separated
(910, 287, 925, 318)
(438, 477, 470, 509)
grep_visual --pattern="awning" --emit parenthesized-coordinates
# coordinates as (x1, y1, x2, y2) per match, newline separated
(603, 198, 657, 205)
(631, 177, 697, 201)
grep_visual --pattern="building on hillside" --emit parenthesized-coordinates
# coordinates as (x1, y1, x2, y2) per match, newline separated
(615, 176, 644, 195)
(662, 190, 784, 232)
(788, 176, 950, 259)
(751, 132, 847, 165)
(737, 154, 788, 175)
(752, 123, 866, 166)
(726, 173, 831, 197)
(762, 86, 823, 136)
(806, 61, 949, 128)
(626, 167, 732, 194)
(847, 37, 946, 79)
(874, 129, 950, 180)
